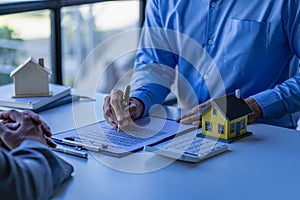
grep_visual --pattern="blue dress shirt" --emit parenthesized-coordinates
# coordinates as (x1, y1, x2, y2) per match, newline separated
(130, 0, 300, 128)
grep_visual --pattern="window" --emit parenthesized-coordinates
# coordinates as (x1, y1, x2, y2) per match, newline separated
(205, 121, 212, 132)
(240, 119, 246, 130)
(212, 107, 217, 116)
(0, 10, 51, 85)
(0, 0, 45, 4)
(218, 124, 224, 134)
(61, 1, 141, 92)
(0, 0, 145, 88)
(230, 123, 235, 134)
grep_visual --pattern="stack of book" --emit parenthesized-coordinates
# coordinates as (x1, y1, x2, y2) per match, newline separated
(0, 83, 78, 112)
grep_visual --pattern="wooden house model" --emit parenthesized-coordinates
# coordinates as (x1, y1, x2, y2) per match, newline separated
(201, 90, 253, 140)
(10, 57, 51, 97)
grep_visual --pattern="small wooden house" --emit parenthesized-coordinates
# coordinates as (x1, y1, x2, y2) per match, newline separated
(10, 57, 51, 97)
(201, 91, 253, 140)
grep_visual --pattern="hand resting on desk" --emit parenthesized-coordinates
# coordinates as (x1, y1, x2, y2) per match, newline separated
(0, 109, 56, 149)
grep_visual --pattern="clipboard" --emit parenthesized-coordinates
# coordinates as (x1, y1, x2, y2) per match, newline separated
(52, 117, 196, 157)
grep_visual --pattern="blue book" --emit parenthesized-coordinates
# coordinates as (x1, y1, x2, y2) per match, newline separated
(0, 83, 71, 110)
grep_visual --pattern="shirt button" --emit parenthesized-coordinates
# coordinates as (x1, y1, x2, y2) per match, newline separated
(208, 39, 214, 45)
(210, 1, 217, 8)
(204, 74, 209, 80)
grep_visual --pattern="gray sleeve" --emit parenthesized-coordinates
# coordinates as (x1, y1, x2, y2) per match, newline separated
(0, 140, 74, 200)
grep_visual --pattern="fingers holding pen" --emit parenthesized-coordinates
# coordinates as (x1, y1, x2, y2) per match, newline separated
(103, 96, 118, 128)
(122, 105, 135, 127)
(110, 89, 125, 123)
(104, 94, 125, 129)
(103, 87, 145, 130)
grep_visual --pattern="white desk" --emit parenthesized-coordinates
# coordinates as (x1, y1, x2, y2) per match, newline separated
(40, 94, 300, 200)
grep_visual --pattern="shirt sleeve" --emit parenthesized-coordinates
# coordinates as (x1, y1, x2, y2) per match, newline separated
(250, 0, 300, 122)
(0, 140, 74, 200)
(130, 0, 177, 116)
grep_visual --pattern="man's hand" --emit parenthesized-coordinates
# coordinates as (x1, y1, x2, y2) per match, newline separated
(176, 99, 212, 127)
(244, 97, 263, 123)
(0, 110, 56, 150)
(103, 89, 144, 129)
(177, 97, 263, 127)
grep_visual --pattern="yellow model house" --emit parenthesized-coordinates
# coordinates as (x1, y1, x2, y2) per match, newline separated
(10, 57, 51, 97)
(201, 90, 253, 140)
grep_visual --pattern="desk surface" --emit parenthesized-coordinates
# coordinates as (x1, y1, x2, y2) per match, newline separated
(40, 94, 300, 200)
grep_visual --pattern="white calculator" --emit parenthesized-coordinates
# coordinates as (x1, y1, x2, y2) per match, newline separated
(144, 134, 228, 163)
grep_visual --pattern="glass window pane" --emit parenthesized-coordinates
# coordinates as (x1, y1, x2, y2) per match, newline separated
(61, 1, 141, 92)
(230, 123, 235, 134)
(240, 119, 246, 130)
(218, 124, 224, 134)
(205, 121, 212, 132)
(0, 10, 51, 85)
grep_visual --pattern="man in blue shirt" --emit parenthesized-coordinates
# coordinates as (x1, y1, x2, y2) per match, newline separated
(0, 110, 73, 199)
(103, 0, 300, 129)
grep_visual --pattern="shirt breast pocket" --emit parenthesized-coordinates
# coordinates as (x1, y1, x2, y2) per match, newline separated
(223, 18, 270, 65)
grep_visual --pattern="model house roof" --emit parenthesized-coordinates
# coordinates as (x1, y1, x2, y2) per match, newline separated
(10, 57, 51, 77)
(203, 93, 254, 121)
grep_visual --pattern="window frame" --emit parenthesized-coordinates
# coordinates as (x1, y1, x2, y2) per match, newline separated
(240, 119, 246, 130)
(0, 0, 145, 84)
(218, 124, 224, 134)
(212, 107, 217, 116)
(205, 121, 212, 132)
(230, 123, 235, 134)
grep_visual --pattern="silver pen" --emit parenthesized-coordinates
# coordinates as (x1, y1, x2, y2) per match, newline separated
(52, 137, 108, 152)
(117, 85, 130, 132)
(51, 146, 88, 158)
(61, 139, 103, 152)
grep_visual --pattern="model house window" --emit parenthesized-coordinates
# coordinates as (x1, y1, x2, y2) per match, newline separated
(240, 119, 246, 130)
(230, 123, 235, 134)
(205, 121, 212, 132)
(218, 124, 224, 134)
(212, 108, 217, 116)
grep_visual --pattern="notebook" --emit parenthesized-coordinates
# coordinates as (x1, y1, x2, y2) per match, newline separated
(52, 117, 197, 157)
(0, 83, 71, 110)
(0, 95, 79, 113)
